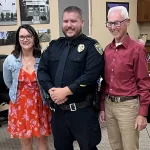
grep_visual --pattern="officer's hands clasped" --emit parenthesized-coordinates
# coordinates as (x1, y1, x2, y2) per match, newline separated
(49, 86, 72, 105)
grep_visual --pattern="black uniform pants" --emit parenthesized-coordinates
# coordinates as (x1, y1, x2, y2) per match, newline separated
(51, 106, 101, 150)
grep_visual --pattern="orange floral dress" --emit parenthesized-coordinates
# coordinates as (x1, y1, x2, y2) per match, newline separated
(8, 68, 51, 138)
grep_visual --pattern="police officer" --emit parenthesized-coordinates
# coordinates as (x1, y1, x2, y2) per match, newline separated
(38, 6, 104, 150)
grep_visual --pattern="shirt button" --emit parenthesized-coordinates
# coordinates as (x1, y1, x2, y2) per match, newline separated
(113, 59, 115, 61)
(110, 89, 112, 91)
(112, 69, 114, 71)
(111, 79, 113, 81)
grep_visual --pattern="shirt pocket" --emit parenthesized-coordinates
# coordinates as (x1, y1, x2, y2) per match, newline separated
(49, 53, 60, 77)
(69, 53, 86, 73)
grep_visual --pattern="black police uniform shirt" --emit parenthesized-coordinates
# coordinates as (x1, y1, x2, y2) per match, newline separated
(38, 34, 104, 104)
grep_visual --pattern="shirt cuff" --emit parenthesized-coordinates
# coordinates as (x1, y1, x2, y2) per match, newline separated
(138, 105, 149, 116)
(68, 83, 78, 94)
(100, 101, 105, 111)
(45, 83, 54, 93)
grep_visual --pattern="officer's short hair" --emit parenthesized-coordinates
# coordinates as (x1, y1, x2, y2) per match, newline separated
(63, 6, 83, 19)
(108, 6, 129, 19)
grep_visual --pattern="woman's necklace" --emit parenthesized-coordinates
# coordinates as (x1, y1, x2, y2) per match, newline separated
(22, 56, 33, 70)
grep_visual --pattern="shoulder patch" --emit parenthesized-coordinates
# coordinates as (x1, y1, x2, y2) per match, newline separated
(94, 43, 103, 55)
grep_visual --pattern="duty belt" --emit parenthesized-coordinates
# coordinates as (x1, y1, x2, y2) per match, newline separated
(57, 100, 92, 111)
(106, 94, 138, 102)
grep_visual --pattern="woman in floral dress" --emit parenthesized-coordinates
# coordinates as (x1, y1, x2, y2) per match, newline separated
(3, 24, 51, 150)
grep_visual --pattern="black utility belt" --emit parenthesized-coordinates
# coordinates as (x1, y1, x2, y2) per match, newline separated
(57, 100, 92, 111)
(106, 94, 138, 102)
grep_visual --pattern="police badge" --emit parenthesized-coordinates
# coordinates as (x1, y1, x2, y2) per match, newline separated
(77, 44, 85, 52)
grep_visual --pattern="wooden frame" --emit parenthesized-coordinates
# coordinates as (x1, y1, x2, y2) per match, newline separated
(106, 2, 129, 21)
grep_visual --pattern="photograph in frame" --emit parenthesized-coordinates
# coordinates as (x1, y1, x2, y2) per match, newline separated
(139, 34, 148, 43)
(0, 31, 16, 46)
(0, 0, 17, 26)
(37, 29, 51, 43)
(19, 0, 50, 25)
(106, 2, 129, 21)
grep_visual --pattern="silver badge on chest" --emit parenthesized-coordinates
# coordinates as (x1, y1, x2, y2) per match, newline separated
(77, 44, 85, 52)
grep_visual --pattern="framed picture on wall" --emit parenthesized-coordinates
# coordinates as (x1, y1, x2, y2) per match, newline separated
(0, 31, 16, 46)
(19, 0, 50, 25)
(139, 34, 148, 43)
(37, 29, 51, 43)
(106, 2, 129, 21)
(0, 0, 17, 26)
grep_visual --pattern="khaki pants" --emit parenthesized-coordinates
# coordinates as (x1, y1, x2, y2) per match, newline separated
(105, 97, 139, 150)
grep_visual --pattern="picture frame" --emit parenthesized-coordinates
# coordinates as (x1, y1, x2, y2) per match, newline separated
(139, 34, 148, 43)
(19, 0, 50, 25)
(0, 0, 17, 26)
(106, 2, 129, 21)
(0, 31, 16, 46)
(37, 29, 51, 43)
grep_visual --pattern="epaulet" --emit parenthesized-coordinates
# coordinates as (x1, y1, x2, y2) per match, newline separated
(83, 35, 98, 43)
(57, 37, 65, 40)
(84, 36, 103, 55)
(42, 46, 49, 53)
(92, 38, 99, 43)
(49, 39, 55, 45)
(87, 36, 98, 43)
(50, 37, 65, 45)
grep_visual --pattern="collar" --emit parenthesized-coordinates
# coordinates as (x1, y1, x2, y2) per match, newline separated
(65, 34, 85, 46)
(109, 34, 131, 50)
(16, 54, 21, 62)
(16, 54, 40, 64)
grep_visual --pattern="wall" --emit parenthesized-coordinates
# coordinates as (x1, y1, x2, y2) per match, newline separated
(91, 0, 140, 48)
(58, 0, 89, 37)
(0, 0, 141, 54)
(0, 0, 59, 55)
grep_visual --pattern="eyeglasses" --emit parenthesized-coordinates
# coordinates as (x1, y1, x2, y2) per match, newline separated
(106, 19, 127, 28)
(19, 35, 33, 41)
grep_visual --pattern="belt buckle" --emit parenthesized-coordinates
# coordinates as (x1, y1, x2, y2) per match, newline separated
(70, 103, 77, 111)
(114, 97, 121, 102)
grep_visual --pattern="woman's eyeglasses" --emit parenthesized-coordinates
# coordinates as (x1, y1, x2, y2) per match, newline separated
(19, 35, 33, 41)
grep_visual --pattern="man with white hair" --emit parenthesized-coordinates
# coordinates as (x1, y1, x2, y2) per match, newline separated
(100, 6, 150, 150)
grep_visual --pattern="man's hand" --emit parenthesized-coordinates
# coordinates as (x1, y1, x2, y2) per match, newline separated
(48, 86, 72, 105)
(135, 115, 147, 131)
(99, 111, 105, 123)
(48, 88, 56, 101)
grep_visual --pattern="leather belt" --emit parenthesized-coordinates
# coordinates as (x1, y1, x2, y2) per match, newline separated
(58, 100, 92, 111)
(106, 94, 138, 102)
